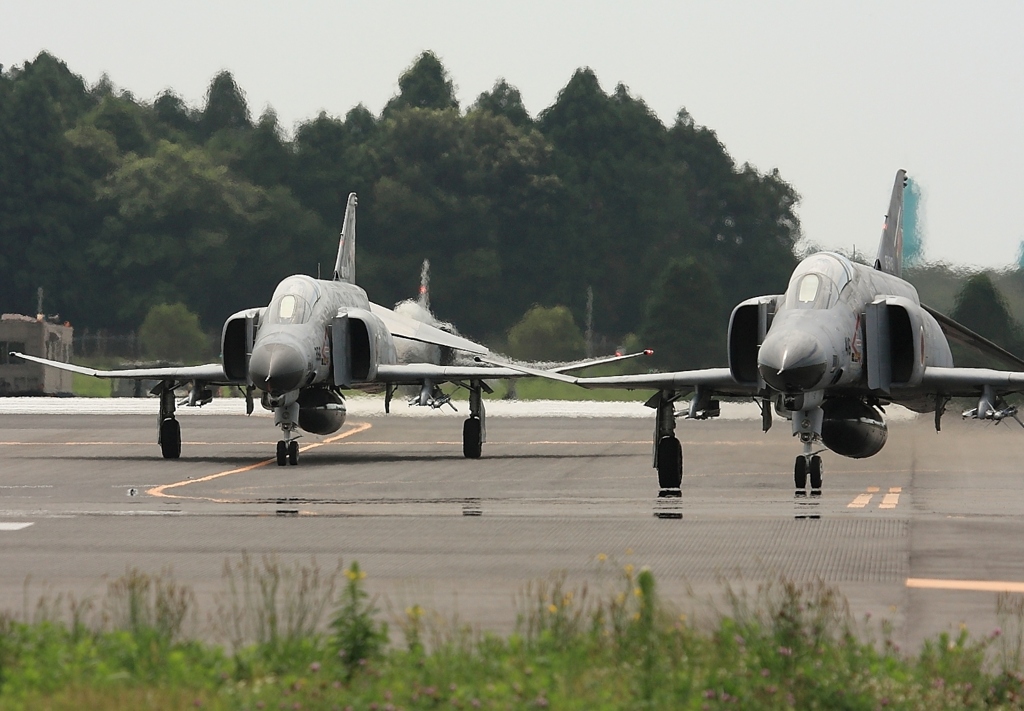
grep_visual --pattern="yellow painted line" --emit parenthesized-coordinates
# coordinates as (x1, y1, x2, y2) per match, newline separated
(866, 486, 880, 493)
(847, 493, 874, 509)
(889, 486, 902, 493)
(879, 490, 901, 509)
(907, 578, 1024, 594)
(146, 422, 373, 502)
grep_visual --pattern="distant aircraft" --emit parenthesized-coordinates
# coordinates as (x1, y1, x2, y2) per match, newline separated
(490, 171, 1024, 494)
(14, 194, 637, 466)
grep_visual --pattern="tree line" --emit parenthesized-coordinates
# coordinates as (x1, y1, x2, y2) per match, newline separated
(6, 50, 1019, 369)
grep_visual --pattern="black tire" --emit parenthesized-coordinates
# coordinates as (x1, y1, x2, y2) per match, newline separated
(809, 455, 823, 490)
(657, 436, 683, 489)
(463, 417, 482, 459)
(287, 440, 299, 466)
(794, 456, 808, 490)
(276, 440, 287, 467)
(159, 418, 181, 459)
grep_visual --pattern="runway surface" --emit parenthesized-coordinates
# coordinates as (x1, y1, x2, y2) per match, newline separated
(1, 398, 1023, 647)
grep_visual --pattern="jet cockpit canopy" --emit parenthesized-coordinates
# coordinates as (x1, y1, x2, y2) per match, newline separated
(784, 252, 853, 310)
(265, 276, 321, 325)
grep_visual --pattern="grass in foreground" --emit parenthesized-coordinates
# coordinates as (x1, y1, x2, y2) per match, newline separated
(3, 557, 1024, 710)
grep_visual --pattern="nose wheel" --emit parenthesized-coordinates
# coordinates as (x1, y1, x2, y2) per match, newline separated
(276, 440, 299, 466)
(794, 454, 823, 493)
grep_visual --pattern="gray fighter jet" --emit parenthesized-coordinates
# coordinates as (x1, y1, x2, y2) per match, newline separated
(491, 171, 1024, 494)
(13, 194, 638, 466)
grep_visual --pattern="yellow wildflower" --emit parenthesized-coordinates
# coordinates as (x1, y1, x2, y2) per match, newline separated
(548, 603, 558, 614)
(596, 553, 608, 562)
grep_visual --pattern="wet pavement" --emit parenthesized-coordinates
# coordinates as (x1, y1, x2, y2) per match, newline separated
(1, 402, 1023, 646)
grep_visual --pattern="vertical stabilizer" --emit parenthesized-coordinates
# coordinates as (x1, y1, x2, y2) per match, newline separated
(874, 170, 908, 277)
(333, 193, 357, 283)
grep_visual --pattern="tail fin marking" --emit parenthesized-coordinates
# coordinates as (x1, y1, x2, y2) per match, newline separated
(874, 170, 908, 278)
(333, 193, 357, 283)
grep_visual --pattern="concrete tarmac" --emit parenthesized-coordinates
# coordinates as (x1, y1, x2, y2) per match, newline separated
(1, 406, 1024, 647)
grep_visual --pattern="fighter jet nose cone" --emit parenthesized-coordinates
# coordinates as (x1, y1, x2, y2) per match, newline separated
(249, 343, 307, 395)
(758, 331, 828, 393)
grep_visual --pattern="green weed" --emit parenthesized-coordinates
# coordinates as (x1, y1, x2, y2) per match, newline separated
(3, 561, 1024, 709)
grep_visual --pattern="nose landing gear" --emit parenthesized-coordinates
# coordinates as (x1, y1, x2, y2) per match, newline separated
(794, 453, 823, 494)
(276, 439, 299, 466)
(268, 393, 301, 466)
(792, 402, 824, 495)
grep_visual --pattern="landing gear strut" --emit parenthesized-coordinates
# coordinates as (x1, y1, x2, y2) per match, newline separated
(791, 402, 824, 494)
(652, 390, 682, 491)
(463, 380, 486, 459)
(157, 381, 181, 459)
(269, 394, 300, 466)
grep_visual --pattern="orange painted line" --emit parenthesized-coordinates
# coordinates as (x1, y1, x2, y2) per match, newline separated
(907, 578, 1024, 594)
(146, 422, 373, 502)
(889, 486, 902, 493)
(866, 486, 880, 493)
(0, 441, 282, 446)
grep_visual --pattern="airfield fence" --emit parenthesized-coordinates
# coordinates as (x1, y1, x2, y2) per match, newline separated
(73, 329, 142, 360)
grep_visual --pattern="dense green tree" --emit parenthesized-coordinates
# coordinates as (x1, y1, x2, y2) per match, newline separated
(506, 305, 585, 361)
(0, 50, 804, 359)
(200, 70, 251, 138)
(85, 95, 151, 154)
(236, 109, 293, 187)
(138, 302, 210, 362)
(639, 257, 727, 369)
(950, 273, 1024, 361)
(291, 106, 378, 226)
(0, 53, 97, 322)
(472, 79, 531, 127)
(153, 90, 197, 138)
(383, 51, 458, 115)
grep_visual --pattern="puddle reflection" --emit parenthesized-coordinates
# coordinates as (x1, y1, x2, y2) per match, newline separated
(654, 490, 683, 519)
(794, 490, 821, 519)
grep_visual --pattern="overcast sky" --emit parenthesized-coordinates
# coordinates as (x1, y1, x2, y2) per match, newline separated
(5, 1, 1023, 269)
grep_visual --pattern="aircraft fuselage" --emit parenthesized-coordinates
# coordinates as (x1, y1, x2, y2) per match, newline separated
(757, 252, 953, 405)
(248, 275, 371, 397)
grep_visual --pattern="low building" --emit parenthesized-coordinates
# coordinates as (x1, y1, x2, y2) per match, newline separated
(0, 314, 74, 395)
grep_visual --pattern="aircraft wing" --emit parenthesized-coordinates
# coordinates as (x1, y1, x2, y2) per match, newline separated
(922, 304, 1024, 370)
(920, 366, 1024, 397)
(373, 351, 653, 385)
(9, 352, 235, 384)
(367, 303, 489, 355)
(476, 358, 753, 396)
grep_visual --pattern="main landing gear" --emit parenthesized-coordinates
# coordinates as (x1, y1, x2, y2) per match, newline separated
(157, 382, 181, 459)
(463, 380, 486, 459)
(652, 391, 682, 494)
